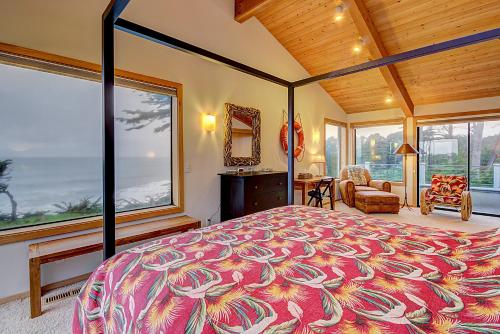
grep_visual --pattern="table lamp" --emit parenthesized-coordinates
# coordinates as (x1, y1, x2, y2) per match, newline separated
(312, 154, 326, 177)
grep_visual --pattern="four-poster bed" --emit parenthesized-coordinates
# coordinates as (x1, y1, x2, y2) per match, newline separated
(101, 0, 499, 259)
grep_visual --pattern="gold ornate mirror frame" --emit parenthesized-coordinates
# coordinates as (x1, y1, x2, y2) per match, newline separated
(223, 103, 261, 166)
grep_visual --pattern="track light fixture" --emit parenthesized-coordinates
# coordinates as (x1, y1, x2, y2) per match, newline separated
(352, 36, 365, 54)
(334, 4, 345, 22)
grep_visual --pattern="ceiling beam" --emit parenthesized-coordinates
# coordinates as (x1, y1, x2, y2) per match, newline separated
(235, 0, 274, 23)
(347, 0, 414, 116)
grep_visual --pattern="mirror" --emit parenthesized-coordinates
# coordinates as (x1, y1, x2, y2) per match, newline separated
(224, 103, 261, 166)
(231, 117, 253, 157)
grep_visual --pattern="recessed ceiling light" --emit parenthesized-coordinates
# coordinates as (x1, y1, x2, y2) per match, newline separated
(353, 45, 362, 53)
(334, 4, 345, 22)
(385, 97, 393, 104)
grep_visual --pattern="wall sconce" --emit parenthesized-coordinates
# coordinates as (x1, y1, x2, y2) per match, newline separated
(202, 113, 216, 132)
(312, 128, 320, 144)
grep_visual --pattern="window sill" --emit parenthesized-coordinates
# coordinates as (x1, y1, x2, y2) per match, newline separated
(0, 205, 183, 246)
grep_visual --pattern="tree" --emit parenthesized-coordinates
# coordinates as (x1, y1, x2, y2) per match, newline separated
(325, 136, 340, 176)
(116, 93, 172, 132)
(470, 122, 484, 168)
(0, 160, 17, 221)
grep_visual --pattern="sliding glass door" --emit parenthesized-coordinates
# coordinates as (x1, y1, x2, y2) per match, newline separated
(469, 121, 500, 215)
(418, 120, 500, 216)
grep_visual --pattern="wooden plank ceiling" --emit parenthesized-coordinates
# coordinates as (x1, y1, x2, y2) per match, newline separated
(235, 0, 500, 114)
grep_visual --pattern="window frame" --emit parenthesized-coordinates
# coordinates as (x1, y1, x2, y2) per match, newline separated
(351, 119, 406, 185)
(324, 118, 347, 178)
(0, 42, 184, 245)
(415, 112, 500, 217)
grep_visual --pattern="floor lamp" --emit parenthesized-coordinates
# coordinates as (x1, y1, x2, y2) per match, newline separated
(394, 143, 419, 209)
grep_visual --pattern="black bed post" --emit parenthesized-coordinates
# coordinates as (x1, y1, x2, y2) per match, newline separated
(102, 0, 131, 260)
(102, 6, 116, 260)
(287, 86, 294, 205)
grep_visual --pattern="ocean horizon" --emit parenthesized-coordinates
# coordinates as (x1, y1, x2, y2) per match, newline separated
(0, 157, 172, 215)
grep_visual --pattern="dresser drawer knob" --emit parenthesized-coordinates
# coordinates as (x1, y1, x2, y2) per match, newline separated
(254, 185, 259, 190)
(277, 196, 282, 201)
(278, 182, 283, 185)
(253, 201, 258, 206)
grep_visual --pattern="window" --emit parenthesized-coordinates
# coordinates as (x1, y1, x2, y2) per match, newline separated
(0, 50, 182, 232)
(354, 123, 404, 182)
(325, 120, 345, 177)
(418, 119, 500, 216)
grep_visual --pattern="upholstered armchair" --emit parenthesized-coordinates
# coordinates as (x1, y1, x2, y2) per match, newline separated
(420, 174, 472, 221)
(339, 165, 391, 207)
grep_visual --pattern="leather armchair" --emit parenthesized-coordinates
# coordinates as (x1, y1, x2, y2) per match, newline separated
(339, 180, 355, 207)
(368, 179, 392, 192)
(339, 166, 391, 207)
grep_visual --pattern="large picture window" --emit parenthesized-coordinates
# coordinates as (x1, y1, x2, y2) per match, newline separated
(418, 119, 500, 216)
(354, 123, 404, 182)
(0, 51, 181, 232)
(325, 120, 345, 177)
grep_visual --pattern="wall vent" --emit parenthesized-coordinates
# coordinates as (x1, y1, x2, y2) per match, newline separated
(44, 286, 82, 305)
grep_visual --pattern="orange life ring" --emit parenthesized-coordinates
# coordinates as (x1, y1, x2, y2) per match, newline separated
(280, 121, 304, 158)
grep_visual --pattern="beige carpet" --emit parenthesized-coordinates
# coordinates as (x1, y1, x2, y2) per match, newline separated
(0, 205, 497, 333)
(336, 202, 499, 233)
(0, 283, 80, 334)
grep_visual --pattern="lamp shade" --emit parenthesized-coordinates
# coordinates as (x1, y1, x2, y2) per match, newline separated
(202, 113, 216, 132)
(312, 154, 326, 163)
(394, 143, 419, 155)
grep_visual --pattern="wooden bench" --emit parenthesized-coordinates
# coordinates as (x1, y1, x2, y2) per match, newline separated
(28, 215, 200, 318)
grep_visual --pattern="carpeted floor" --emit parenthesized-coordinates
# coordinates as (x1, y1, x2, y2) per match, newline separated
(336, 202, 499, 233)
(0, 204, 497, 333)
(0, 283, 80, 334)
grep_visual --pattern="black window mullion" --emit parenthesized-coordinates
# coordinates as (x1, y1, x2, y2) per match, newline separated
(467, 122, 471, 191)
(416, 127, 420, 208)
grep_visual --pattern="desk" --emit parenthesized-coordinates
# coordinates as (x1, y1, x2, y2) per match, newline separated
(294, 176, 336, 208)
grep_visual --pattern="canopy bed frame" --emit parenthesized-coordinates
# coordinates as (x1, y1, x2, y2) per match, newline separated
(101, 0, 500, 259)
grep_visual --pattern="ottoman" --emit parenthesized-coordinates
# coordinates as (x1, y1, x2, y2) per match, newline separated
(355, 190, 400, 214)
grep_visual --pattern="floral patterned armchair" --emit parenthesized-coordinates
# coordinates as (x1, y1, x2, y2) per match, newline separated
(420, 174, 472, 221)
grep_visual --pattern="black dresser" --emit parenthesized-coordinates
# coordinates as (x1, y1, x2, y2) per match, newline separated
(219, 171, 288, 221)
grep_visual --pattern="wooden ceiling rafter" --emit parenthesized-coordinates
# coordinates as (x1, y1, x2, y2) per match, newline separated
(346, 0, 414, 117)
(235, 0, 275, 23)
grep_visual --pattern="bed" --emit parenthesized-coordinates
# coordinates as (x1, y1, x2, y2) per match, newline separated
(73, 205, 499, 333)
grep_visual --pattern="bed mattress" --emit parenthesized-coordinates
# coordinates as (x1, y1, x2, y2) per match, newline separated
(73, 205, 499, 333)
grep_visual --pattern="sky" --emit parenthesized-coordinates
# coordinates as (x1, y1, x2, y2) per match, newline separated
(0, 63, 171, 158)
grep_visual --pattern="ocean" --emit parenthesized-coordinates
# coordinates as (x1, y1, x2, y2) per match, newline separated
(0, 157, 171, 215)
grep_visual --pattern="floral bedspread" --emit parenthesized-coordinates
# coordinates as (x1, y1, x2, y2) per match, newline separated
(73, 206, 500, 333)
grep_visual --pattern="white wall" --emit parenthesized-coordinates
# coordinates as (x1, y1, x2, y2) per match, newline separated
(414, 96, 500, 116)
(0, 0, 345, 298)
(346, 97, 500, 206)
